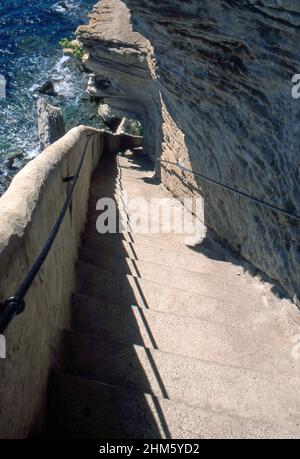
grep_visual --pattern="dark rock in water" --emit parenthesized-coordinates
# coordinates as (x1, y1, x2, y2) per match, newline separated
(6, 161, 18, 171)
(37, 81, 57, 97)
(5, 151, 25, 171)
(37, 98, 66, 150)
(57, 1, 69, 10)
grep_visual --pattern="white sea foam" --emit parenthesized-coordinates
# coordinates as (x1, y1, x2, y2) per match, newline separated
(52, 56, 78, 98)
(0, 0, 97, 193)
(26, 145, 40, 159)
(52, 1, 77, 14)
(29, 83, 40, 93)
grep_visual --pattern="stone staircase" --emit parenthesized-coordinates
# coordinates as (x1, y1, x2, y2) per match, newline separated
(46, 150, 300, 439)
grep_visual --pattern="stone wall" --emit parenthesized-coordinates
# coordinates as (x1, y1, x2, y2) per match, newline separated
(0, 125, 102, 438)
(78, 0, 300, 301)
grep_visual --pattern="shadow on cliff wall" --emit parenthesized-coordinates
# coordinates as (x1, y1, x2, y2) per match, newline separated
(157, 122, 292, 302)
(159, 149, 290, 301)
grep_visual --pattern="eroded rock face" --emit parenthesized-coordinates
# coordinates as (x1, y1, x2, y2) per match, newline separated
(37, 99, 66, 150)
(78, 0, 300, 300)
(77, 0, 161, 159)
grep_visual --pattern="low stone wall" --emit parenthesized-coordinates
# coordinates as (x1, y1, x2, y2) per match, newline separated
(103, 130, 143, 153)
(0, 126, 103, 438)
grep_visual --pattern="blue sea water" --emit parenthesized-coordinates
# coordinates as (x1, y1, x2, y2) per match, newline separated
(0, 0, 99, 191)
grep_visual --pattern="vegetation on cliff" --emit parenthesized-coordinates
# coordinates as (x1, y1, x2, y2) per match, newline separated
(59, 38, 84, 62)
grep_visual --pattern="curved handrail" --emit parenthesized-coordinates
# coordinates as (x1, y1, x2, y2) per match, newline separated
(0, 132, 98, 334)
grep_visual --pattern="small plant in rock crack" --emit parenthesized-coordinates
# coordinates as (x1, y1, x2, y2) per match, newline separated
(59, 38, 84, 62)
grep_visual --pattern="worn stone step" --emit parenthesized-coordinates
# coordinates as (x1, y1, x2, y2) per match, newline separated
(63, 331, 300, 429)
(82, 232, 230, 270)
(86, 214, 181, 235)
(89, 183, 172, 202)
(71, 278, 279, 333)
(91, 175, 160, 187)
(76, 259, 260, 306)
(83, 227, 201, 249)
(88, 185, 172, 201)
(79, 245, 249, 281)
(93, 169, 154, 180)
(117, 155, 154, 171)
(71, 290, 295, 373)
(81, 232, 231, 262)
(86, 214, 197, 238)
(88, 192, 175, 208)
(48, 373, 299, 439)
(73, 278, 253, 328)
(87, 187, 192, 231)
(87, 200, 185, 221)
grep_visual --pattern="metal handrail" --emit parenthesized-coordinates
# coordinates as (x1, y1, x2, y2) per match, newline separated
(155, 157, 300, 222)
(0, 132, 98, 334)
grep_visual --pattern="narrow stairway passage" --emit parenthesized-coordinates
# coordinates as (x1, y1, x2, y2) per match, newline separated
(46, 149, 300, 439)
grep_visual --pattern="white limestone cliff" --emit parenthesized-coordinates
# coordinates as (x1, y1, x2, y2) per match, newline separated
(77, 0, 300, 301)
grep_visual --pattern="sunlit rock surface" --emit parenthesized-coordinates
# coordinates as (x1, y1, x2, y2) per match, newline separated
(78, 0, 300, 300)
(37, 99, 66, 151)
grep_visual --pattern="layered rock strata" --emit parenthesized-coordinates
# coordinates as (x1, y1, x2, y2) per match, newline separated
(78, 0, 300, 301)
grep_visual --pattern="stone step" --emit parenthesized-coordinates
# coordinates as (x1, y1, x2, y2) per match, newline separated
(75, 259, 260, 306)
(83, 227, 201, 249)
(63, 331, 300, 429)
(117, 155, 154, 171)
(73, 253, 272, 330)
(48, 373, 298, 439)
(88, 185, 172, 201)
(93, 169, 154, 180)
(87, 185, 193, 231)
(81, 232, 232, 262)
(82, 231, 230, 267)
(91, 175, 160, 187)
(87, 211, 184, 234)
(49, 152, 300, 440)
(88, 193, 175, 209)
(71, 280, 273, 332)
(86, 215, 186, 236)
(87, 201, 186, 221)
(71, 291, 295, 373)
(79, 244, 248, 281)
(89, 183, 171, 201)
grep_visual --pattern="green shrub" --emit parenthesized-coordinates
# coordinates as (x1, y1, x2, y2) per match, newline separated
(59, 38, 84, 61)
